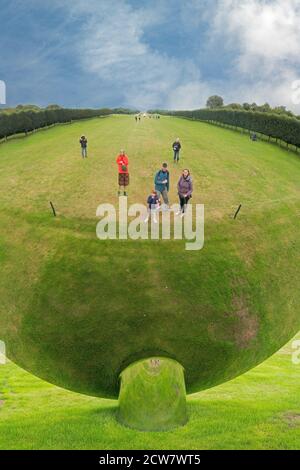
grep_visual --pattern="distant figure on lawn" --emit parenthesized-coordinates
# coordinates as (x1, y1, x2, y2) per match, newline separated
(176, 169, 193, 217)
(172, 138, 182, 163)
(154, 163, 170, 208)
(250, 133, 258, 142)
(144, 190, 160, 224)
(79, 135, 88, 158)
(116, 150, 129, 196)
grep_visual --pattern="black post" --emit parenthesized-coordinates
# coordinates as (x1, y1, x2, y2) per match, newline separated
(234, 204, 242, 220)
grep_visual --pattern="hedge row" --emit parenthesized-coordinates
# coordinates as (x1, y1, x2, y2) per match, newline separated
(168, 109, 300, 148)
(0, 108, 113, 140)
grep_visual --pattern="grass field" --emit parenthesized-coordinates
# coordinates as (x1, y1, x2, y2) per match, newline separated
(0, 114, 299, 448)
(0, 333, 299, 450)
(0, 114, 299, 401)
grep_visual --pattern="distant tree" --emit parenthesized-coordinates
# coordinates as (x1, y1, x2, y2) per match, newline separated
(112, 107, 138, 115)
(258, 103, 271, 112)
(16, 104, 40, 112)
(46, 104, 62, 110)
(243, 103, 251, 110)
(225, 103, 243, 110)
(273, 106, 287, 114)
(206, 95, 224, 109)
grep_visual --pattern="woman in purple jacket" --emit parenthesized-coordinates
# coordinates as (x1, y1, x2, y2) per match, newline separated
(176, 169, 193, 217)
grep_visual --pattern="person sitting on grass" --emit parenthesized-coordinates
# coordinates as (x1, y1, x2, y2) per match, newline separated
(116, 150, 129, 196)
(144, 190, 160, 224)
(154, 163, 170, 209)
(79, 135, 88, 158)
(172, 138, 182, 163)
(176, 169, 193, 217)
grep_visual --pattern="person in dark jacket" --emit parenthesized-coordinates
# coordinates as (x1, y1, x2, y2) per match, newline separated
(176, 169, 193, 216)
(79, 135, 88, 158)
(144, 190, 160, 223)
(154, 163, 170, 207)
(172, 138, 182, 163)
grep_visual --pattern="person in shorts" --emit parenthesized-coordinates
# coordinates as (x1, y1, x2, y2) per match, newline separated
(116, 150, 129, 196)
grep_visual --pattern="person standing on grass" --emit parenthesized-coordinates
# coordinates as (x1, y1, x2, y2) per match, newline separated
(144, 190, 160, 224)
(172, 138, 182, 163)
(79, 135, 88, 158)
(154, 163, 170, 208)
(176, 169, 193, 217)
(116, 149, 129, 196)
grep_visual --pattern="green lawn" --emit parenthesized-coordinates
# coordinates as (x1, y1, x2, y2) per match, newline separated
(0, 115, 299, 402)
(0, 333, 299, 450)
(0, 115, 299, 449)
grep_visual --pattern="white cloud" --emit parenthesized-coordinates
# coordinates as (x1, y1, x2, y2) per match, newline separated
(4, 0, 300, 111)
(69, 0, 300, 110)
(166, 81, 212, 110)
(210, 0, 300, 111)
(62, 0, 210, 109)
(213, 0, 300, 72)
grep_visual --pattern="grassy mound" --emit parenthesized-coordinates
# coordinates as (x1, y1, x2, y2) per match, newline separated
(0, 335, 299, 449)
(0, 115, 299, 398)
(118, 357, 187, 431)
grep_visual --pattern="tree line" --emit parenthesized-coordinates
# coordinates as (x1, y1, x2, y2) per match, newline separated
(0, 106, 137, 140)
(205, 95, 298, 118)
(166, 108, 300, 148)
(149, 94, 300, 148)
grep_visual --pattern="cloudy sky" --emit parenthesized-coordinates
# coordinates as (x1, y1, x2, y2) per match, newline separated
(1, 0, 300, 111)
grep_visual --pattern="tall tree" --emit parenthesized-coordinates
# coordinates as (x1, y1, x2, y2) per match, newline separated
(206, 95, 224, 109)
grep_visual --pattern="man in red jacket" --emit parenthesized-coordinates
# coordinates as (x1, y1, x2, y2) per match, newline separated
(116, 150, 129, 196)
